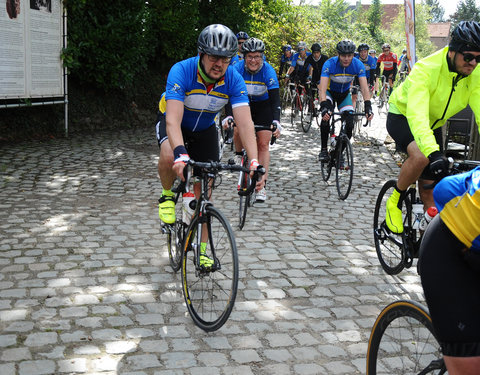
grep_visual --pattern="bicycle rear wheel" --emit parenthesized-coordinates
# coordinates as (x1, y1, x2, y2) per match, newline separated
(335, 136, 354, 200)
(301, 95, 312, 133)
(182, 206, 239, 332)
(366, 300, 445, 375)
(166, 195, 185, 272)
(290, 93, 297, 126)
(373, 180, 406, 275)
(353, 95, 364, 137)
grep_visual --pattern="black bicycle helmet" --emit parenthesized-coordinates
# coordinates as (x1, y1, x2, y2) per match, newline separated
(449, 21, 480, 52)
(282, 44, 292, 52)
(382, 43, 391, 50)
(336, 40, 356, 54)
(357, 43, 369, 52)
(242, 37, 265, 53)
(311, 43, 322, 52)
(236, 31, 249, 40)
(198, 24, 238, 58)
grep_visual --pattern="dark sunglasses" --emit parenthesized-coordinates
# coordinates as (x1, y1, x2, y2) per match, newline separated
(461, 51, 480, 63)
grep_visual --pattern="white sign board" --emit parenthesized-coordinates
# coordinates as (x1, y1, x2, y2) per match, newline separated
(1, 0, 64, 99)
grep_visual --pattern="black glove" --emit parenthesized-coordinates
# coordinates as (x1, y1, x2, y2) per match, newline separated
(320, 100, 333, 116)
(364, 100, 373, 116)
(428, 151, 449, 179)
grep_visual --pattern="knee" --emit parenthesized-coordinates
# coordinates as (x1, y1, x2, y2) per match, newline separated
(257, 139, 270, 153)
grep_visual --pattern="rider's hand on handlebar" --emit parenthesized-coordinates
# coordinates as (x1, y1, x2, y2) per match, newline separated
(364, 100, 374, 122)
(428, 151, 449, 179)
(271, 120, 281, 139)
(320, 100, 333, 121)
(222, 116, 234, 129)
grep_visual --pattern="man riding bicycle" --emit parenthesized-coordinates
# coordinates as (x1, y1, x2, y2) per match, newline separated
(285, 41, 311, 86)
(304, 42, 328, 108)
(385, 21, 480, 234)
(224, 37, 281, 202)
(155, 24, 260, 266)
(376, 43, 397, 95)
(317, 40, 374, 162)
(419, 166, 480, 375)
(279, 44, 294, 77)
(230, 31, 249, 66)
(352, 43, 376, 106)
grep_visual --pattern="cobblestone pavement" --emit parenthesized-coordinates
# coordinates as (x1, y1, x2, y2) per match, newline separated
(0, 108, 425, 375)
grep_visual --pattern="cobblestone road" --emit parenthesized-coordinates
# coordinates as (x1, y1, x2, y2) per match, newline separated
(0, 110, 425, 375)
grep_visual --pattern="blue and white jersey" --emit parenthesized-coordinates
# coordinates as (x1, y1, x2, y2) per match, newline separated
(321, 56, 366, 93)
(355, 55, 376, 79)
(159, 56, 249, 132)
(291, 52, 311, 70)
(230, 54, 241, 66)
(281, 54, 294, 64)
(234, 61, 279, 102)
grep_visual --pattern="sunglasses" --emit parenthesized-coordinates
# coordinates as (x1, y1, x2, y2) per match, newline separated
(207, 55, 231, 64)
(461, 51, 480, 63)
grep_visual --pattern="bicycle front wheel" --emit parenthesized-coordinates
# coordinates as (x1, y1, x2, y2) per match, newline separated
(166, 196, 184, 272)
(182, 206, 239, 332)
(366, 300, 445, 375)
(335, 137, 354, 200)
(301, 95, 312, 133)
(373, 180, 406, 275)
(238, 165, 251, 230)
(290, 94, 297, 126)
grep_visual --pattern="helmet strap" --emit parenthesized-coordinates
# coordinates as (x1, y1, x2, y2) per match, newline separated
(198, 55, 219, 84)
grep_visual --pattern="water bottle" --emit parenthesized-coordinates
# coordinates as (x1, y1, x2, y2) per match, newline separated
(329, 134, 337, 148)
(411, 203, 423, 230)
(419, 206, 438, 231)
(182, 192, 195, 225)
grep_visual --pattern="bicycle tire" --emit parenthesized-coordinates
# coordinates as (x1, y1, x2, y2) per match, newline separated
(166, 194, 185, 272)
(366, 300, 445, 375)
(301, 95, 312, 133)
(238, 157, 251, 230)
(290, 93, 297, 126)
(182, 205, 239, 332)
(321, 154, 333, 182)
(335, 136, 354, 200)
(373, 180, 406, 275)
(353, 95, 364, 137)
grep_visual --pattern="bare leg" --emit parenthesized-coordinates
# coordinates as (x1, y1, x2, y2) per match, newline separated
(444, 356, 480, 375)
(256, 130, 271, 189)
(158, 141, 176, 191)
(233, 126, 243, 153)
(396, 141, 429, 191)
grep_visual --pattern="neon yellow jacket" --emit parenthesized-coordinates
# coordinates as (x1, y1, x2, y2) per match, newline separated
(389, 47, 480, 157)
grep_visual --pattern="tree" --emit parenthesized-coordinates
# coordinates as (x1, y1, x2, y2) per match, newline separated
(450, 0, 480, 27)
(423, 0, 444, 22)
(319, 0, 353, 31)
(366, 0, 383, 40)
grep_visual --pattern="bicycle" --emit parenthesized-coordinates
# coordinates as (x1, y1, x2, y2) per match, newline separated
(366, 299, 446, 375)
(237, 148, 266, 230)
(179, 159, 261, 331)
(351, 85, 364, 137)
(301, 84, 319, 133)
(281, 81, 295, 116)
(377, 75, 390, 115)
(290, 82, 307, 128)
(373, 159, 480, 275)
(320, 111, 367, 200)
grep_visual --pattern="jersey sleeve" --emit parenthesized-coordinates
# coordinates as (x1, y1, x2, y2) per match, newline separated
(164, 61, 187, 102)
(229, 69, 250, 108)
(355, 59, 366, 77)
(291, 53, 298, 68)
(321, 59, 333, 77)
(265, 63, 279, 90)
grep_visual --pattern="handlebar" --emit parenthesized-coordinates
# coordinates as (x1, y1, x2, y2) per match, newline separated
(422, 157, 480, 189)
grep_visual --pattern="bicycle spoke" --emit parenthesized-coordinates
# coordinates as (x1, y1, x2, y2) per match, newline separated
(335, 137, 354, 200)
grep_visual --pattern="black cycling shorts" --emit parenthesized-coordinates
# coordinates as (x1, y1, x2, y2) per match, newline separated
(419, 215, 480, 357)
(386, 112, 443, 180)
(383, 70, 396, 82)
(155, 112, 219, 163)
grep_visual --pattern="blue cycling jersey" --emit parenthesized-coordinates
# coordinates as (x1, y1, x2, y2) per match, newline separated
(321, 56, 366, 93)
(434, 167, 480, 252)
(355, 55, 376, 80)
(159, 56, 249, 132)
(291, 52, 311, 72)
(233, 61, 279, 102)
(281, 54, 294, 64)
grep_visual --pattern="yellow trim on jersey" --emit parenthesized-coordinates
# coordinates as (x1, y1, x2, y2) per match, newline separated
(159, 96, 167, 113)
(185, 89, 228, 99)
(440, 189, 480, 249)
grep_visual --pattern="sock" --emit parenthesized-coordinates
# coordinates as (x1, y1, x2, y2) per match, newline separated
(200, 242, 207, 254)
(162, 188, 174, 197)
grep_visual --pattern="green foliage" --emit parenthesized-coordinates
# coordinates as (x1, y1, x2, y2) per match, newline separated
(422, 0, 445, 22)
(64, 0, 154, 90)
(366, 0, 383, 40)
(450, 0, 480, 27)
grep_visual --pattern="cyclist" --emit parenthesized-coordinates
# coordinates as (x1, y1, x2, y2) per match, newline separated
(352, 43, 376, 106)
(419, 166, 480, 375)
(305, 43, 328, 107)
(224, 37, 281, 202)
(317, 40, 374, 162)
(230, 31, 249, 66)
(369, 49, 379, 95)
(398, 48, 410, 75)
(285, 41, 311, 85)
(155, 24, 260, 266)
(384, 21, 480, 234)
(279, 44, 294, 77)
(376, 43, 397, 95)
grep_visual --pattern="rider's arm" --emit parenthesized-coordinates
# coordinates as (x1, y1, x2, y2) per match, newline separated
(469, 85, 480, 136)
(232, 105, 258, 162)
(358, 76, 371, 101)
(318, 76, 329, 102)
(268, 88, 281, 122)
(166, 99, 185, 151)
